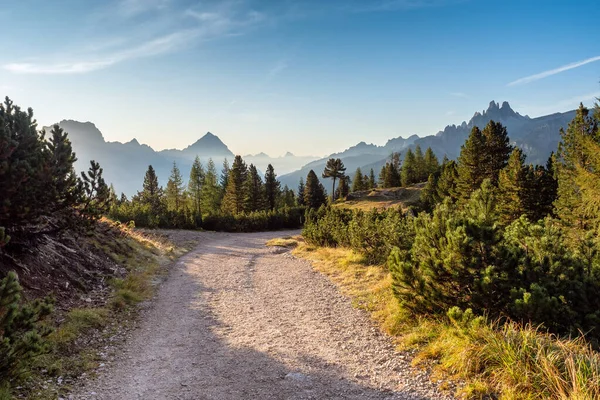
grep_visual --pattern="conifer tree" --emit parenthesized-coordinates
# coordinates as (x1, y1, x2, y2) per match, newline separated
(401, 148, 418, 186)
(335, 176, 350, 199)
(166, 162, 184, 211)
(351, 168, 365, 192)
(188, 156, 204, 217)
(264, 164, 280, 211)
(436, 159, 458, 201)
(304, 170, 327, 209)
(280, 185, 296, 208)
(534, 155, 558, 220)
(80, 160, 110, 222)
(497, 148, 527, 225)
(555, 103, 599, 230)
(244, 164, 265, 212)
(297, 178, 306, 206)
(455, 126, 486, 202)
(368, 168, 376, 189)
(379, 164, 388, 187)
(481, 120, 512, 185)
(46, 124, 81, 215)
(420, 173, 440, 212)
(220, 158, 230, 194)
(423, 147, 440, 177)
(414, 145, 426, 182)
(322, 158, 346, 201)
(138, 165, 163, 214)
(201, 159, 221, 214)
(221, 155, 248, 214)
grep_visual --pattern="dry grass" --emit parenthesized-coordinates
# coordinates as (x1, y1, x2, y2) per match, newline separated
(266, 236, 299, 248)
(335, 185, 423, 211)
(290, 237, 600, 400)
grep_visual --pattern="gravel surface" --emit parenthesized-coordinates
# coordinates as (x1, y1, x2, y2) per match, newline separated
(71, 231, 452, 400)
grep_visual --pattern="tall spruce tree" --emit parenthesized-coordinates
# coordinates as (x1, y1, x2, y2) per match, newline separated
(423, 147, 440, 177)
(188, 156, 204, 217)
(221, 155, 248, 214)
(401, 148, 418, 186)
(138, 165, 163, 213)
(555, 103, 599, 230)
(455, 126, 486, 202)
(335, 176, 350, 199)
(534, 155, 558, 220)
(220, 158, 230, 197)
(297, 178, 306, 206)
(368, 168, 376, 189)
(414, 145, 426, 182)
(497, 148, 527, 225)
(264, 164, 280, 211)
(436, 159, 458, 201)
(244, 164, 265, 212)
(201, 158, 221, 214)
(46, 124, 81, 216)
(481, 120, 512, 185)
(166, 162, 185, 211)
(351, 168, 365, 192)
(304, 170, 327, 209)
(80, 160, 110, 222)
(322, 158, 346, 201)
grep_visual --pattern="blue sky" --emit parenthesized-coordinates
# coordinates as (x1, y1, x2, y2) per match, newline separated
(1, 0, 599, 157)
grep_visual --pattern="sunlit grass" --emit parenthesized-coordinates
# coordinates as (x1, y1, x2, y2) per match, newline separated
(293, 238, 600, 399)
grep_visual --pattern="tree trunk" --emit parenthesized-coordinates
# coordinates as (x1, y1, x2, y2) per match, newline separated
(332, 177, 336, 201)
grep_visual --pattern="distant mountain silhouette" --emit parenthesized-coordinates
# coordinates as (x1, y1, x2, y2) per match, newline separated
(279, 101, 575, 189)
(45, 121, 318, 197)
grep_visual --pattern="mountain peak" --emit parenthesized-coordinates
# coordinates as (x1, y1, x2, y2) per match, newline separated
(184, 132, 234, 156)
(284, 151, 295, 157)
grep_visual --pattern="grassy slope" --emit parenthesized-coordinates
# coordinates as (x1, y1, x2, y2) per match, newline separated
(13, 222, 196, 400)
(334, 184, 424, 211)
(271, 236, 600, 400)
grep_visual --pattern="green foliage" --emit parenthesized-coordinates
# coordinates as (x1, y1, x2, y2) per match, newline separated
(264, 164, 280, 211)
(304, 170, 327, 209)
(221, 155, 248, 214)
(456, 126, 487, 202)
(368, 168, 377, 189)
(202, 207, 305, 232)
(137, 165, 163, 214)
(380, 153, 402, 188)
(423, 147, 439, 178)
(335, 176, 350, 199)
(201, 159, 221, 214)
(244, 164, 266, 212)
(166, 162, 185, 212)
(0, 272, 53, 383)
(351, 167, 366, 192)
(401, 148, 418, 186)
(303, 205, 414, 264)
(188, 156, 204, 218)
(497, 147, 528, 225)
(481, 120, 512, 186)
(79, 160, 110, 223)
(296, 178, 306, 206)
(322, 158, 346, 201)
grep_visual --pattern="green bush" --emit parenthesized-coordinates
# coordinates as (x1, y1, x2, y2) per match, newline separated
(202, 207, 305, 232)
(0, 272, 53, 384)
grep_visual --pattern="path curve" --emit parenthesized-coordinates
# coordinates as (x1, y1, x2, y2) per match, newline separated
(72, 231, 452, 400)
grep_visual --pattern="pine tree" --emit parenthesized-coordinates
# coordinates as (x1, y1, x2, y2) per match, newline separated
(420, 173, 440, 212)
(351, 168, 365, 192)
(335, 176, 350, 199)
(481, 120, 512, 186)
(497, 148, 527, 225)
(379, 165, 387, 187)
(304, 170, 327, 209)
(220, 158, 230, 194)
(244, 164, 265, 212)
(138, 165, 163, 214)
(401, 148, 418, 186)
(264, 164, 280, 211)
(166, 162, 184, 211)
(46, 124, 81, 215)
(221, 155, 248, 214)
(368, 168, 376, 189)
(455, 126, 486, 202)
(188, 156, 204, 217)
(201, 159, 221, 214)
(534, 155, 558, 220)
(297, 178, 306, 206)
(80, 160, 110, 223)
(436, 159, 458, 201)
(322, 158, 346, 201)
(423, 147, 440, 178)
(280, 185, 296, 208)
(414, 145, 426, 182)
(555, 103, 599, 230)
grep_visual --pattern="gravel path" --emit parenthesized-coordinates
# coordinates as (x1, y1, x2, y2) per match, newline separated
(72, 231, 452, 400)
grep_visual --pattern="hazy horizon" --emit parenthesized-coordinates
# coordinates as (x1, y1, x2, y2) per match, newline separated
(2, 0, 599, 156)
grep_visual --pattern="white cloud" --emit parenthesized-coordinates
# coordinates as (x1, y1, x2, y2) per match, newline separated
(508, 55, 600, 86)
(5, 30, 198, 74)
(450, 92, 468, 98)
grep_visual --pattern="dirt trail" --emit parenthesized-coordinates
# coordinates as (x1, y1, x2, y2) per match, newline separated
(72, 231, 451, 400)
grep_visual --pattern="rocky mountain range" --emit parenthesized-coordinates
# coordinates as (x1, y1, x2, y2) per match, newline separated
(277, 101, 576, 189)
(46, 121, 318, 197)
(53, 100, 576, 198)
